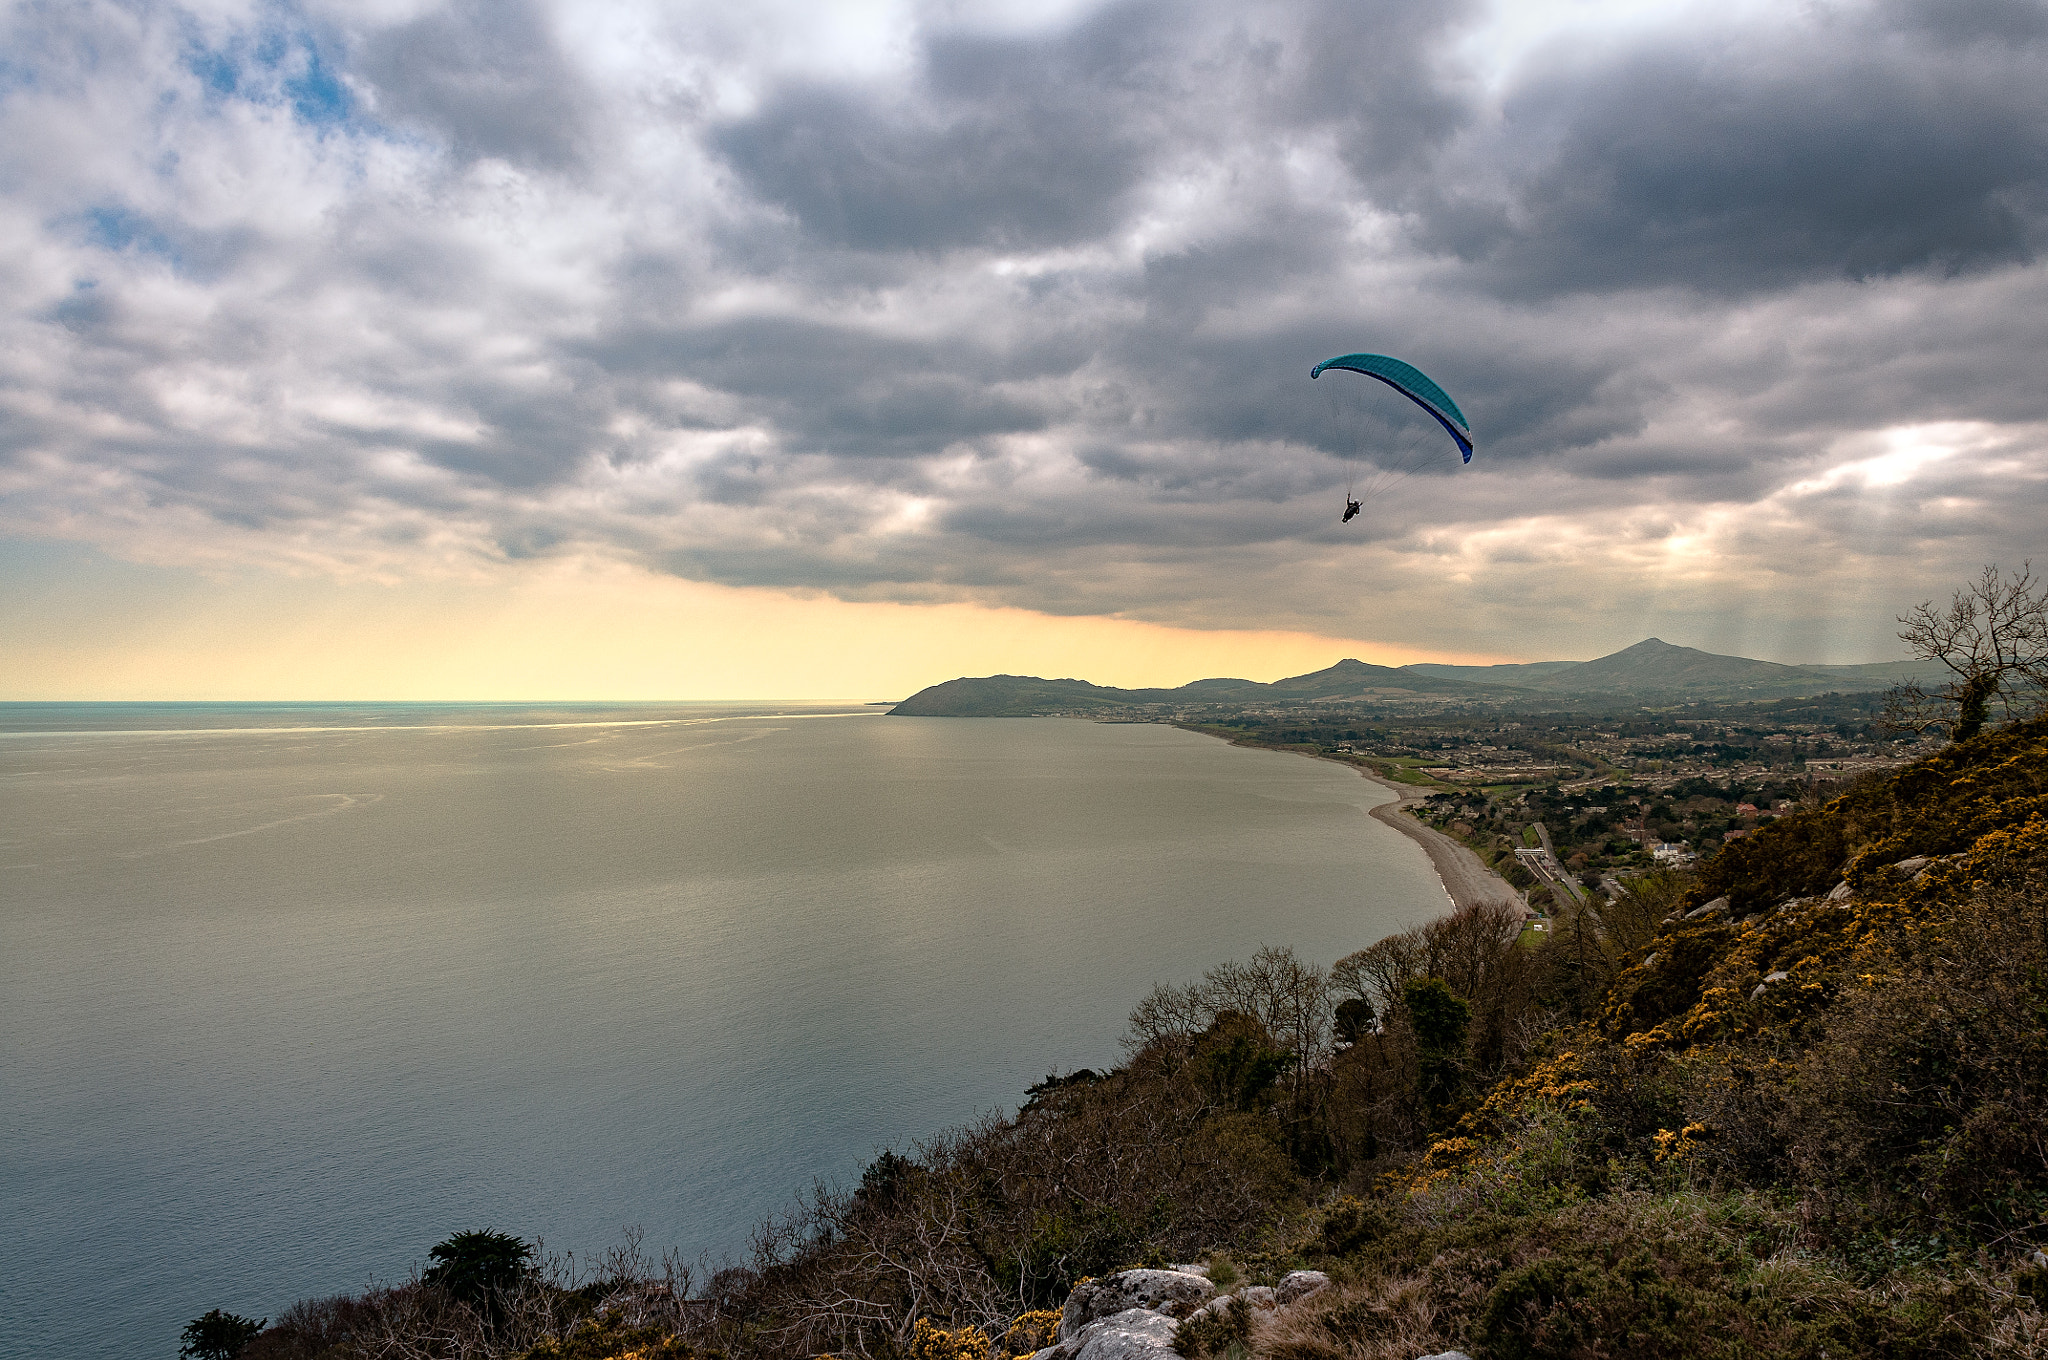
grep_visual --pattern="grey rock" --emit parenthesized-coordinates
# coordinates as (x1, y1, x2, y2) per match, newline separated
(1034, 1308, 1181, 1360)
(1415, 1352, 1476, 1360)
(1891, 856, 1930, 875)
(1749, 969, 1793, 1001)
(1060, 1271, 1215, 1340)
(1685, 896, 1732, 920)
(1640, 952, 1658, 970)
(1166, 1262, 1209, 1278)
(1828, 881, 1852, 901)
(1275, 1270, 1330, 1304)
(1238, 1285, 1277, 1311)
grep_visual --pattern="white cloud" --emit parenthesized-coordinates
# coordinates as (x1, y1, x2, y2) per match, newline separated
(1, 0, 2044, 663)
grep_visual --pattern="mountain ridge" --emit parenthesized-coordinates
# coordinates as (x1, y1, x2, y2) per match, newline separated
(891, 639, 1944, 715)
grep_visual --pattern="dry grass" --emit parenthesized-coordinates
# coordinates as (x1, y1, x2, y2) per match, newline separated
(1248, 1275, 1445, 1360)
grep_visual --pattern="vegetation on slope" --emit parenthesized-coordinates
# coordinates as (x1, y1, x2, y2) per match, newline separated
(219, 722, 2048, 1359)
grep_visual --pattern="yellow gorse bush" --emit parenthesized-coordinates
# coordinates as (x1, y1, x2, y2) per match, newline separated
(910, 1317, 993, 1360)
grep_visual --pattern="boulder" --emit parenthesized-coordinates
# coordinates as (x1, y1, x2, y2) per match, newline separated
(1415, 1353, 1476, 1360)
(1828, 881, 1852, 901)
(1684, 896, 1731, 920)
(1749, 968, 1792, 1001)
(1275, 1270, 1330, 1304)
(1031, 1308, 1181, 1360)
(1059, 1270, 1215, 1340)
(1237, 1286, 1277, 1311)
(1891, 856, 1930, 876)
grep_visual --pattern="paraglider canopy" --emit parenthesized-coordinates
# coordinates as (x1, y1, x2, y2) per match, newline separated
(1310, 353, 1472, 461)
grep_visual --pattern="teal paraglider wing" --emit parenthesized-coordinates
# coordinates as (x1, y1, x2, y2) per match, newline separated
(1310, 353, 1473, 462)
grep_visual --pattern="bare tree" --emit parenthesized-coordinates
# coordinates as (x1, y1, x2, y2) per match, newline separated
(1884, 562, 2048, 742)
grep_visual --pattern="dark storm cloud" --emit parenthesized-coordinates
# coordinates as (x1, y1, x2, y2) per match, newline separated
(1428, 0, 2048, 297)
(713, 76, 1143, 254)
(585, 316, 1058, 458)
(356, 0, 594, 170)
(713, 0, 1479, 253)
(710, 5, 1168, 253)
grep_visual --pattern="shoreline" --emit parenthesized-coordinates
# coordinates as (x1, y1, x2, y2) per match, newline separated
(1174, 723, 1519, 914)
(1347, 762, 1523, 913)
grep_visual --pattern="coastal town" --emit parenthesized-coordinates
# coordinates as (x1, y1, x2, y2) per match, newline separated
(1177, 687, 1939, 917)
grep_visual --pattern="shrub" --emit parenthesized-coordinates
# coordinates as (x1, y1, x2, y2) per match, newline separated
(1476, 1248, 1742, 1360)
(1172, 1294, 1250, 1358)
(180, 1309, 266, 1360)
(1318, 1198, 1392, 1259)
(998, 1310, 1060, 1356)
(424, 1229, 537, 1314)
(910, 1317, 992, 1360)
(519, 1313, 698, 1359)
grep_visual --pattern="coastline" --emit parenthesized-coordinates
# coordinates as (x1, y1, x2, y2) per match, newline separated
(1174, 723, 1518, 913)
(1347, 763, 1522, 912)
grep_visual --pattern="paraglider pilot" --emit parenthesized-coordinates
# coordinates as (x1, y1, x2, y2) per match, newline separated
(1342, 498, 1362, 523)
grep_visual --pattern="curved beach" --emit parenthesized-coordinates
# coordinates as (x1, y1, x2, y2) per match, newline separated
(1184, 724, 1520, 913)
(1353, 765, 1519, 910)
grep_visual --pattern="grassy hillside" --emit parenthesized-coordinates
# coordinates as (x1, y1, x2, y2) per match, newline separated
(889, 660, 1502, 716)
(228, 722, 2048, 1359)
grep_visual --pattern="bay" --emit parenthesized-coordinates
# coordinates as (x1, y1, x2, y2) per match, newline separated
(0, 703, 1448, 1357)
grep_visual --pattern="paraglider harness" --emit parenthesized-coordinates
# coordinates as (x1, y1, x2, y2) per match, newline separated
(1342, 498, 1361, 523)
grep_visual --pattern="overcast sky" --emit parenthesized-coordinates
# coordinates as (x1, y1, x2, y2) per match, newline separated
(3, 0, 2045, 697)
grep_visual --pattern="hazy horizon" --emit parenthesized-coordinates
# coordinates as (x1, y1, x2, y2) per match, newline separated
(0, 631, 1926, 704)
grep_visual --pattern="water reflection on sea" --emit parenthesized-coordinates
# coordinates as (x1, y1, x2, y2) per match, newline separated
(0, 703, 1446, 1357)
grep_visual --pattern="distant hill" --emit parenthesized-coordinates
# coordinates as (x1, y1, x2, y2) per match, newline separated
(1798, 659, 1951, 687)
(1408, 640, 1948, 702)
(1536, 637, 1835, 697)
(894, 639, 1943, 716)
(889, 658, 1509, 716)
(1405, 660, 1583, 684)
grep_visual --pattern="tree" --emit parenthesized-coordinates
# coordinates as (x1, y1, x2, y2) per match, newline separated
(1885, 563, 2048, 742)
(1402, 977, 1471, 1122)
(179, 1309, 265, 1360)
(1333, 997, 1376, 1046)
(421, 1229, 534, 1323)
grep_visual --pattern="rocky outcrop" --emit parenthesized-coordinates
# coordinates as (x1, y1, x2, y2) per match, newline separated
(1749, 968, 1792, 1000)
(1058, 1269, 1214, 1338)
(1031, 1306, 1181, 1360)
(1032, 1266, 1333, 1360)
(1274, 1270, 1330, 1304)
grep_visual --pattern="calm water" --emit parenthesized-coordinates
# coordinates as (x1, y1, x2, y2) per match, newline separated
(0, 703, 1447, 1357)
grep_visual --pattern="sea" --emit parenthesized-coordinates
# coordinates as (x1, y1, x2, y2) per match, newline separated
(0, 702, 1448, 1357)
